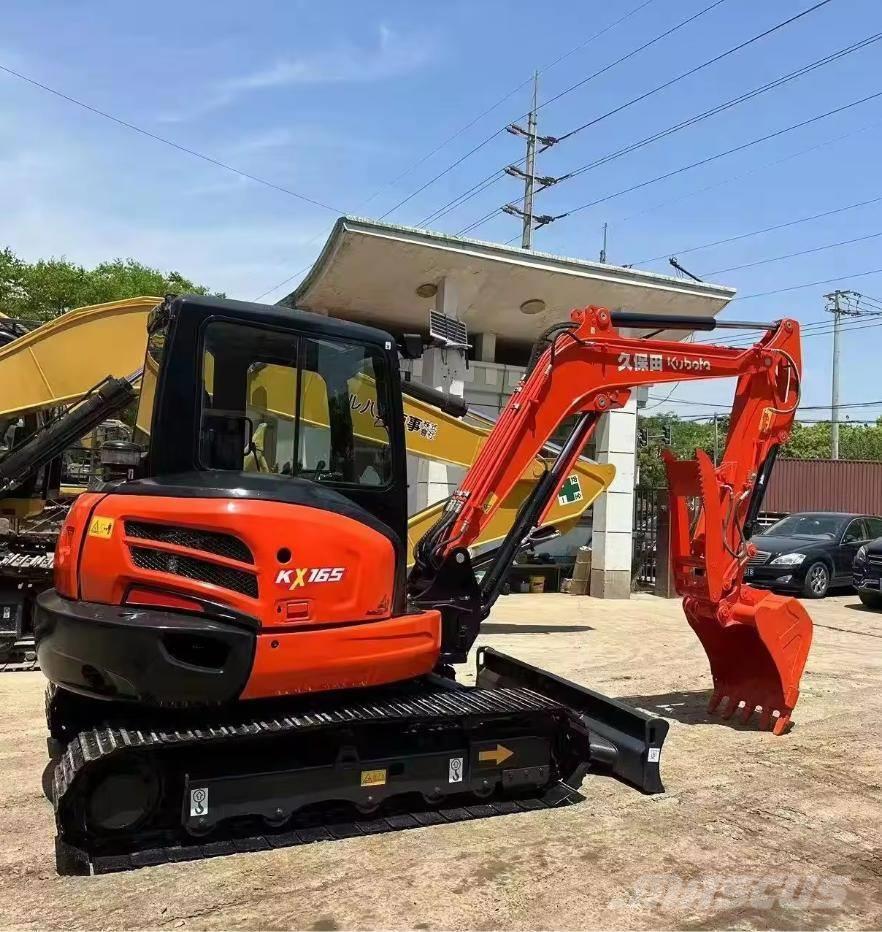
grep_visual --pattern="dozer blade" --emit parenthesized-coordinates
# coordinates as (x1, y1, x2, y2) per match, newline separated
(476, 647, 668, 793)
(684, 587, 813, 735)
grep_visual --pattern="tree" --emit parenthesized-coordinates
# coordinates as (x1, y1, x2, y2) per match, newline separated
(637, 413, 882, 488)
(0, 248, 218, 322)
(0, 247, 27, 312)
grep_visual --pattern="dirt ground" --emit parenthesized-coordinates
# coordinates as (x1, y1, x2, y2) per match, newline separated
(0, 592, 880, 931)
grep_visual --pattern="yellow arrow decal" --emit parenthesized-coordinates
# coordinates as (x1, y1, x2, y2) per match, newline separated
(478, 744, 514, 766)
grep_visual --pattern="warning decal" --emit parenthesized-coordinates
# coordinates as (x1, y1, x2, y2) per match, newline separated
(88, 516, 115, 539)
(360, 769, 387, 787)
(190, 787, 208, 817)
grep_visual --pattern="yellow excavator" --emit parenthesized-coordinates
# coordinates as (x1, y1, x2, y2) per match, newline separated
(0, 298, 613, 664)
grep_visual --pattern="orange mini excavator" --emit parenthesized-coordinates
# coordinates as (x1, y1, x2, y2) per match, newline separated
(36, 296, 812, 874)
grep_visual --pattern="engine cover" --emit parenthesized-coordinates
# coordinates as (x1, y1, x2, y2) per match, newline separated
(50, 493, 441, 699)
(79, 495, 396, 625)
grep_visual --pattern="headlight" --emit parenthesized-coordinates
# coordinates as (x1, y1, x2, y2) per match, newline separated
(770, 552, 806, 566)
(855, 545, 867, 563)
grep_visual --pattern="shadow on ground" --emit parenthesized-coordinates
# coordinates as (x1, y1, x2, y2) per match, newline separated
(616, 689, 787, 731)
(481, 623, 593, 635)
(844, 600, 881, 614)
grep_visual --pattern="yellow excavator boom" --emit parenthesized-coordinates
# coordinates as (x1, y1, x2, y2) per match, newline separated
(0, 298, 614, 560)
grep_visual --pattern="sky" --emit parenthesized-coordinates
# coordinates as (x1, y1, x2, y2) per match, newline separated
(2, 0, 881, 418)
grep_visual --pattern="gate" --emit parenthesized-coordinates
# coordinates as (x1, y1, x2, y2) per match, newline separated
(633, 487, 662, 590)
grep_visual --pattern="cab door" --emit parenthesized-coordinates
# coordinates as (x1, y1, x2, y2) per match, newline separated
(838, 518, 869, 582)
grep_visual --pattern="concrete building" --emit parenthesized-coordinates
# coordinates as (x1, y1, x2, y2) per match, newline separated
(284, 216, 734, 598)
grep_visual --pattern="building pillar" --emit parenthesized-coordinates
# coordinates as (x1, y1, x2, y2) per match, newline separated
(590, 398, 637, 599)
(409, 275, 468, 513)
(473, 332, 497, 363)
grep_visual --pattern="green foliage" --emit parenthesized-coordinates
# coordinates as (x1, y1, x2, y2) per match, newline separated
(783, 419, 882, 461)
(638, 412, 882, 488)
(0, 248, 218, 322)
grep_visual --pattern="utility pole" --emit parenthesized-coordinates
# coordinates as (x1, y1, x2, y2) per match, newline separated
(824, 289, 862, 460)
(503, 73, 559, 249)
(521, 72, 538, 250)
(829, 290, 842, 460)
(599, 222, 608, 263)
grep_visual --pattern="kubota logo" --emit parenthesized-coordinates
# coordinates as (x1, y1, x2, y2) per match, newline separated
(275, 567, 345, 589)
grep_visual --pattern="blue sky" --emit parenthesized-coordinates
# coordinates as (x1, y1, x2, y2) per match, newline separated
(2, 0, 881, 417)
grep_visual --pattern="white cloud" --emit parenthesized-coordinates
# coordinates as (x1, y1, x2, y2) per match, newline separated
(157, 25, 436, 123)
(222, 25, 433, 91)
(226, 125, 391, 159)
(231, 127, 297, 153)
(0, 136, 327, 300)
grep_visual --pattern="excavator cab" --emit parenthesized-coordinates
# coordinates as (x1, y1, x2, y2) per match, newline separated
(38, 295, 444, 707)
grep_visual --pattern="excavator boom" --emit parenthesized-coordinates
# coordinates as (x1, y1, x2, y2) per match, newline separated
(412, 306, 812, 733)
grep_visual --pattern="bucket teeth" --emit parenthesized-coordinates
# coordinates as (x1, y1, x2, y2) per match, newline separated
(684, 589, 812, 737)
(707, 688, 792, 734)
(707, 689, 724, 714)
(772, 713, 790, 736)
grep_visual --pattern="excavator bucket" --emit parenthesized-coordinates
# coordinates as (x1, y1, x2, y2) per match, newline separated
(664, 448, 813, 734)
(683, 590, 813, 734)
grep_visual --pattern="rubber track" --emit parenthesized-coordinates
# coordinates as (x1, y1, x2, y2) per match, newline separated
(64, 793, 580, 875)
(54, 684, 573, 873)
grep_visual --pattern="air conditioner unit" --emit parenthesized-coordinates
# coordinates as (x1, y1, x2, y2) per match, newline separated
(428, 310, 469, 351)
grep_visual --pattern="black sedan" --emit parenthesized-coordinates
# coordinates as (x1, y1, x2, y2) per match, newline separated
(852, 538, 882, 608)
(745, 512, 882, 598)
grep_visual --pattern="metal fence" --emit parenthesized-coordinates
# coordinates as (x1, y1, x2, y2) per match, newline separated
(633, 487, 662, 590)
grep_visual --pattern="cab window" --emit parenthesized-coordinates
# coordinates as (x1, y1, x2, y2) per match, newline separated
(199, 321, 391, 487)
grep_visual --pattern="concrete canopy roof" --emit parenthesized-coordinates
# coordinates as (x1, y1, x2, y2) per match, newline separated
(287, 216, 736, 346)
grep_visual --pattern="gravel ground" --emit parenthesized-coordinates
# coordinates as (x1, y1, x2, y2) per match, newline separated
(0, 592, 879, 931)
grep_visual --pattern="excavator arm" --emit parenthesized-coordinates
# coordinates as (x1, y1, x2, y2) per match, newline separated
(410, 305, 812, 733)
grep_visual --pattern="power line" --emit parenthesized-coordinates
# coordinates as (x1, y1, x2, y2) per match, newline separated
(539, 0, 731, 122)
(451, 0, 842, 239)
(616, 117, 882, 234)
(376, 128, 509, 221)
(375, 0, 670, 222)
(417, 0, 739, 234)
(542, 89, 882, 227)
(0, 63, 342, 214)
(550, 0, 837, 145)
(647, 411, 882, 423)
(731, 267, 882, 302)
(635, 192, 882, 265)
(693, 310, 882, 347)
(420, 168, 508, 227)
(703, 229, 882, 276)
(648, 395, 882, 410)
(254, 0, 665, 297)
(550, 33, 882, 187)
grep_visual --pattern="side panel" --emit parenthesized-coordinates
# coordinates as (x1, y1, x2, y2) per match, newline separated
(78, 496, 397, 626)
(242, 610, 442, 698)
